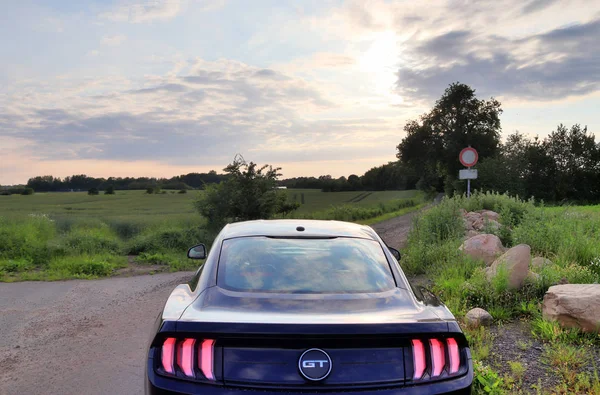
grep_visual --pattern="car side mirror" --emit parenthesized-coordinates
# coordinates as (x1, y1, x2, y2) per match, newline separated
(187, 244, 207, 259)
(388, 247, 401, 261)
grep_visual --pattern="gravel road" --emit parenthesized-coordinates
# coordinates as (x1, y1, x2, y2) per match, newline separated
(0, 209, 429, 395)
(0, 272, 194, 395)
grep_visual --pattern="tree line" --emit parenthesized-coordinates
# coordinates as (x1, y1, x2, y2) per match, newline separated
(16, 172, 227, 193)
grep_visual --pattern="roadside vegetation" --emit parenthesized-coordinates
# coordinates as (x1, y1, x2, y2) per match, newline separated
(402, 192, 600, 394)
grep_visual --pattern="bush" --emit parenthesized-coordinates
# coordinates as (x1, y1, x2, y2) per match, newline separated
(194, 157, 297, 230)
(61, 224, 122, 255)
(47, 255, 125, 278)
(146, 187, 155, 194)
(0, 215, 57, 264)
(127, 226, 212, 255)
(178, 189, 187, 194)
(88, 188, 99, 195)
(21, 188, 34, 195)
(104, 186, 115, 195)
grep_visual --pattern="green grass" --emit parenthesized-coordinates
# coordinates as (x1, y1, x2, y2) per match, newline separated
(0, 188, 423, 281)
(400, 191, 600, 394)
(285, 189, 419, 214)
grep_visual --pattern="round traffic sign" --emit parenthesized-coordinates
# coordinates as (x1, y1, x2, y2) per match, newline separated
(459, 147, 478, 167)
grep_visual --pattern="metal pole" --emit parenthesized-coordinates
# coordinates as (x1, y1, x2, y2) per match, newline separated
(467, 178, 471, 198)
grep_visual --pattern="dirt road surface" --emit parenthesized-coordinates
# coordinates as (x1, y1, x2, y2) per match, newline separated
(0, 208, 430, 395)
(0, 272, 194, 395)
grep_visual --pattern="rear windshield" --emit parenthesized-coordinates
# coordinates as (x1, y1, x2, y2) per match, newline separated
(217, 237, 396, 293)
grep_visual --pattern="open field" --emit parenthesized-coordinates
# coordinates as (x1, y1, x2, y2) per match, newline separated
(0, 189, 423, 282)
(0, 189, 419, 218)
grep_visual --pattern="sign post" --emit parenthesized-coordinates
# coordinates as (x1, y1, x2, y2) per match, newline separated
(459, 147, 478, 197)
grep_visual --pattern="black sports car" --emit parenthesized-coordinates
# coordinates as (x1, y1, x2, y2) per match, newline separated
(145, 220, 473, 394)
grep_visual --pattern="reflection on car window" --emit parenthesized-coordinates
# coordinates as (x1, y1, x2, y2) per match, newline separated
(218, 237, 395, 293)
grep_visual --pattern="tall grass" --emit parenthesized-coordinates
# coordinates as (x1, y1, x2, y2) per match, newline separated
(401, 191, 600, 319)
(292, 196, 424, 222)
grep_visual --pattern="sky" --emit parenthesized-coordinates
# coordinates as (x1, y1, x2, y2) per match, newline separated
(1, 0, 600, 185)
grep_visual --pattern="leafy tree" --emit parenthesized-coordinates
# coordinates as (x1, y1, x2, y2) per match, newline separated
(194, 156, 299, 230)
(544, 124, 599, 201)
(88, 188, 99, 196)
(104, 186, 115, 195)
(397, 83, 502, 191)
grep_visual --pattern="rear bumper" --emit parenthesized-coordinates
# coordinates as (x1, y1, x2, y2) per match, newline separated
(146, 366, 472, 395)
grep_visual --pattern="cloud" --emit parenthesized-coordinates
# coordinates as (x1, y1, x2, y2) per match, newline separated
(0, 59, 345, 171)
(100, 0, 186, 23)
(522, 0, 561, 14)
(99, 0, 226, 23)
(396, 18, 600, 102)
(101, 34, 126, 46)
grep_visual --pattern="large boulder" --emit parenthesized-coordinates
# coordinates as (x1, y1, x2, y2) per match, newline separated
(465, 308, 493, 328)
(485, 244, 531, 289)
(543, 285, 600, 333)
(459, 234, 504, 265)
(465, 212, 484, 231)
(531, 257, 553, 269)
(478, 210, 500, 221)
(485, 219, 501, 232)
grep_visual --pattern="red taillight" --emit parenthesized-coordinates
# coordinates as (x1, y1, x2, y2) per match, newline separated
(200, 339, 215, 381)
(447, 338, 460, 374)
(429, 339, 445, 377)
(412, 337, 462, 381)
(411, 339, 426, 380)
(177, 338, 196, 377)
(161, 337, 176, 374)
(160, 337, 215, 381)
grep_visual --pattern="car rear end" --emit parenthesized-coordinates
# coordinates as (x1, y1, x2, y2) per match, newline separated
(146, 320, 472, 394)
(146, 222, 472, 394)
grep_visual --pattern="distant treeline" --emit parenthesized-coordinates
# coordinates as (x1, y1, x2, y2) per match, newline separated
(279, 163, 418, 192)
(20, 172, 227, 193)
(2, 163, 418, 195)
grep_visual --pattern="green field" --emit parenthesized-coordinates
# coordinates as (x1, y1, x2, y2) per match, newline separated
(286, 189, 419, 214)
(0, 189, 419, 219)
(0, 189, 423, 282)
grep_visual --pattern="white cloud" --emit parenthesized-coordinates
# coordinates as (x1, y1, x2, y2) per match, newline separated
(101, 34, 127, 46)
(100, 0, 186, 23)
(99, 0, 226, 23)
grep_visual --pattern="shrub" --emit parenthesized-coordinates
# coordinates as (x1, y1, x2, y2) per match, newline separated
(0, 258, 33, 273)
(21, 188, 34, 195)
(104, 186, 115, 195)
(104, 218, 147, 239)
(0, 215, 57, 264)
(47, 255, 125, 278)
(178, 189, 187, 194)
(61, 224, 121, 255)
(127, 226, 212, 255)
(88, 188, 99, 195)
(194, 157, 298, 230)
(146, 187, 154, 194)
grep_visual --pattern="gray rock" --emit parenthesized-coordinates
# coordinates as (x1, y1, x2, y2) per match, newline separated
(465, 307, 493, 327)
(543, 284, 600, 333)
(485, 244, 531, 289)
(531, 257, 553, 269)
(459, 234, 504, 266)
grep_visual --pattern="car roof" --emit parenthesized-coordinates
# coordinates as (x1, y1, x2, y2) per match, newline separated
(220, 219, 379, 241)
